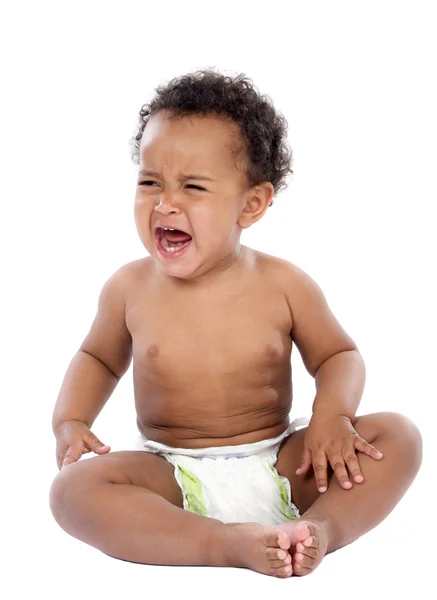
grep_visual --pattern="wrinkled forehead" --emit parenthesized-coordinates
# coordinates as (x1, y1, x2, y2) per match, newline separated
(139, 110, 247, 175)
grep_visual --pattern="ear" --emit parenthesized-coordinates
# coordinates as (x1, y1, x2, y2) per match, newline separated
(237, 182, 274, 229)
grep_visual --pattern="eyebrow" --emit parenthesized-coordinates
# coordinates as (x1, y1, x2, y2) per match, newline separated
(138, 169, 215, 182)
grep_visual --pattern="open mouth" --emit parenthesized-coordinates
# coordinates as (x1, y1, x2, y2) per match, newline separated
(155, 227, 193, 257)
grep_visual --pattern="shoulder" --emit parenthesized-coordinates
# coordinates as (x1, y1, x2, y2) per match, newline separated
(252, 249, 326, 319)
(110, 256, 155, 287)
(97, 257, 154, 307)
(252, 248, 316, 291)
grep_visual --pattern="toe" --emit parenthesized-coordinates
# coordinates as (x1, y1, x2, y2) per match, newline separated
(303, 534, 319, 548)
(294, 552, 315, 569)
(270, 554, 292, 569)
(272, 565, 293, 578)
(279, 520, 311, 547)
(301, 547, 318, 560)
(277, 528, 291, 550)
(295, 544, 318, 559)
(293, 562, 312, 577)
(265, 527, 291, 550)
(264, 529, 280, 547)
(293, 522, 311, 544)
(265, 547, 288, 560)
(283, 521, 311, 546)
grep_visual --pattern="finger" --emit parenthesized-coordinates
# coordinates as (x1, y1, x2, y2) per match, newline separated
(312, 450, 329, 492)
(61, 445, 83, 469)
(85, 434, 111, 455)
(354, 436, 383, 460)
(296, 445, 312, 476)
(342, 446, 364, 483)
(328, 450, 352, 489)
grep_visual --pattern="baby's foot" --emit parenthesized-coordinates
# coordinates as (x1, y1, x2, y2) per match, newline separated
(222, 521, 309, 578)
(278, 519, 328, 576)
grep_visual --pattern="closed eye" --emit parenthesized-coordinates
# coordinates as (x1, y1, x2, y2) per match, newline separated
(139, 181, 206, 191)
(187, 184, 206, 191)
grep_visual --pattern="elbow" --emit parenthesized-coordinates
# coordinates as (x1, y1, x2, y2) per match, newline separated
(313, 347, 363, 378)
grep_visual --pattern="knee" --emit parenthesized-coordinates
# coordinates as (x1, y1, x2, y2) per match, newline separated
(378, 411, 423, 469)
(49, 461, 89, 527)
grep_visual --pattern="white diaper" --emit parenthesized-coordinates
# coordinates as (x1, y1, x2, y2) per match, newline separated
(133, 417, 309, 527)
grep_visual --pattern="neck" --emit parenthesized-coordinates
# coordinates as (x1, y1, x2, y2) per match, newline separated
(156, 243, 247, 289)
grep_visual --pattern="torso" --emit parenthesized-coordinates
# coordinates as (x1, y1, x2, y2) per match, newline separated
(125, 246, 294, 448)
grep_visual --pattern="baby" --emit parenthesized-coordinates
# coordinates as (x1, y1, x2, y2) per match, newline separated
(49, 69, 422, 578)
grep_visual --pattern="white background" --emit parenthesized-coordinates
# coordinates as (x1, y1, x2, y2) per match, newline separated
(2, 1, 435, 598)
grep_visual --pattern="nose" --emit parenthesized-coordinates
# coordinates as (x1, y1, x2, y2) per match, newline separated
(154, 193, 181, 215)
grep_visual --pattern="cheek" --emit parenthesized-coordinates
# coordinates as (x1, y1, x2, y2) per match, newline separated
(134, 193, 147, 212)
(134, 201, 153, 240)
(134, 196, 151, 220)
(205, 209, 237, 238)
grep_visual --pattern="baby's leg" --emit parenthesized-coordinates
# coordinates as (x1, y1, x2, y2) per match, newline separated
(49, 451, 294, 577)
(275, 412, 423, 576)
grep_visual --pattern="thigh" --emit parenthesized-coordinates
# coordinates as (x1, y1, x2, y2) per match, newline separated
(275, 413, 385, 515)
(56, 450, 184, 509)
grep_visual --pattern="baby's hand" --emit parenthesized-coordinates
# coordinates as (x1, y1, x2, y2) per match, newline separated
(54, 420, 111, 471)
(295, 411, 383, 492)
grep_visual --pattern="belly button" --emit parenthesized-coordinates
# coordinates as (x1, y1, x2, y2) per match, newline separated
(147, 344, 159, 357)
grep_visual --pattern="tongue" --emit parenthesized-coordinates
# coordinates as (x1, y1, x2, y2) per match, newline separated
(163, 229, 192, 243)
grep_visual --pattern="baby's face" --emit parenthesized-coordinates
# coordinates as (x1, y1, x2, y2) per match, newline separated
(134, 110, 255, 283)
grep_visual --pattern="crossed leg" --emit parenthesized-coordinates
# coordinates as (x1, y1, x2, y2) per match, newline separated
(49, 445, 309, 577)
(274, 411, 423, 576)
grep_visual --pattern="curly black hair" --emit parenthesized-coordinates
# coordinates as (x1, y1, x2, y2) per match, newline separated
(129, 68, 293, 206)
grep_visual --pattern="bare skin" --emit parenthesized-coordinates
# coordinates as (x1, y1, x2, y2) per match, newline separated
(127, 249, 294, 449)
(50, 111, 422, 578)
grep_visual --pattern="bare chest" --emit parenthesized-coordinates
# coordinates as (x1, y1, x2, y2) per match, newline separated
(127, 283, 292, 388)
(124, 259, 294, 445)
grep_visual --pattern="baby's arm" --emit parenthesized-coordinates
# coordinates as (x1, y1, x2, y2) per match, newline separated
(285, 263, 363, 418)
(52, 265, 133, 467)
(284, 262, 383, 491)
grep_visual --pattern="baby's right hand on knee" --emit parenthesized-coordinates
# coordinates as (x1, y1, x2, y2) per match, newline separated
(54, 420, 111, 470)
